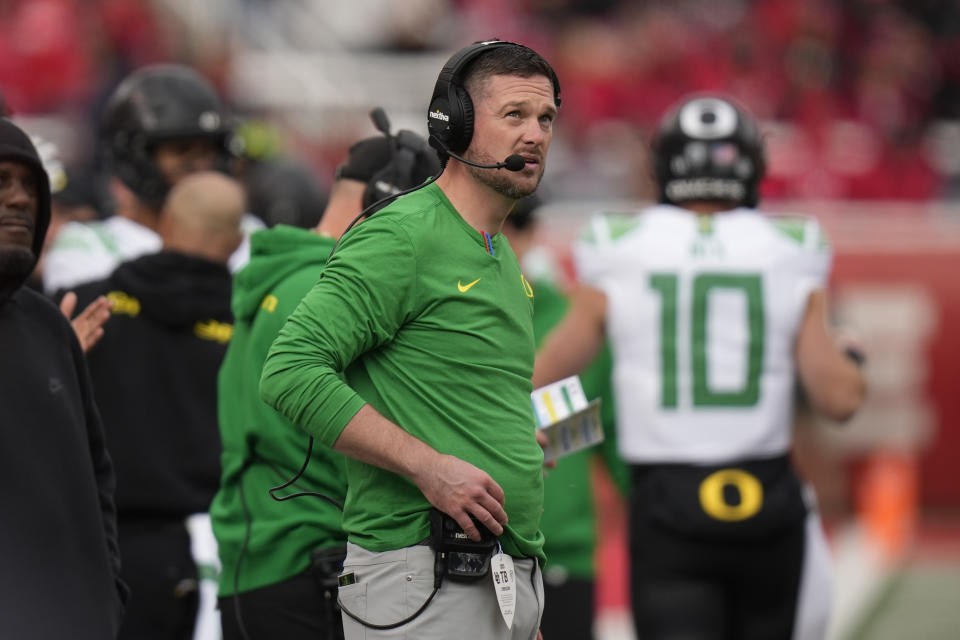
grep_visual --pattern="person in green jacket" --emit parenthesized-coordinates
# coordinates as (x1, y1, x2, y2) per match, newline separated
(503, 199, 629, 640)
(211, 125, 440, 640)
(261, 40, 560, 640)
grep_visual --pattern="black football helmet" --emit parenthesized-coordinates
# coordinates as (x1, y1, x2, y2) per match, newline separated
(652, 95, 766, 208)
(99, 64, 233, 210)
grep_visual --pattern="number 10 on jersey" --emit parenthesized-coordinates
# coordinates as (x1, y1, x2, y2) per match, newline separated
(649, 272, 764, 408)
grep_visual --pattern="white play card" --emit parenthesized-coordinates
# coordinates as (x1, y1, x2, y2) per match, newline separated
(531, 375, 604, 462)
(538, 398, 603, 462)
(530, 375, 589, 426)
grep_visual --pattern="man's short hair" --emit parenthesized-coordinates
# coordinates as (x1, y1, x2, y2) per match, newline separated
(462, 45, 559, 103)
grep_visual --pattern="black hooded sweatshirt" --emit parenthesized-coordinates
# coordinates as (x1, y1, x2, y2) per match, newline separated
(69, 250, 232, 521)
(0, 118, 127, 637)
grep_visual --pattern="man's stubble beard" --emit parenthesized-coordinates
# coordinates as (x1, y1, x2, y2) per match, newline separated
(465, 150, 543, 200)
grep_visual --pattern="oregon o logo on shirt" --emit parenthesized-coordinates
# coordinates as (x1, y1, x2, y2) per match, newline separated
(698, 468, 763, 521)
(520, 274, 534, 298)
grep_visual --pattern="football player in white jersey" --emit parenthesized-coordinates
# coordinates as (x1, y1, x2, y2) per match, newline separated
(42, 65, 261, 295)
(534, 95, 866, 640)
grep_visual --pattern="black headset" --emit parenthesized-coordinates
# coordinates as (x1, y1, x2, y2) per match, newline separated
(427, 39, 562, 156)
(362, 132, 416, 211)
(361, 110, 439, 213)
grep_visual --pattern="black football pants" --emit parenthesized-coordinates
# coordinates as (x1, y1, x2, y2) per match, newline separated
(219, 567, 344, 640)
(630, 502, 805, 640)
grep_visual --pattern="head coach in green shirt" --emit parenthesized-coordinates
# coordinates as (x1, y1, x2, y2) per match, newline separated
(261, 40, 560, 639)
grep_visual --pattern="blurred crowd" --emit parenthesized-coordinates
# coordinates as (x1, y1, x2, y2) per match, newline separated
(3, 0, 960, 224)
(529, 0, 960, 201)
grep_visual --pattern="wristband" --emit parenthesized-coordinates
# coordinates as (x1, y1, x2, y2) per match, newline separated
(844, 347, 866, 367)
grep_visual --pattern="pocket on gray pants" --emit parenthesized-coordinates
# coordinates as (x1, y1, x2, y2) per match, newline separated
(338, 580, 368, 638)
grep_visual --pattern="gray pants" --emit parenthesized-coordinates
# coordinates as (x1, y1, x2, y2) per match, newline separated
(338, 541, 544, 640)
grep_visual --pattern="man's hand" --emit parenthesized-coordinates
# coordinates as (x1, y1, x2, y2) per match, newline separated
(60, 292, 113, 353)
(411, 453, 508, 542)
(795, 290, 866, 421)
(834, 325, 867, 366)
(535, 429, 556, 469)
(330, 405, 509, 543)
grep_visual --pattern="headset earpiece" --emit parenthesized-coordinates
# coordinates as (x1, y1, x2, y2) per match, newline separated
(363, 147, 411, 211)
(450, 85, 475, 154)
(361, 129, 434, 212)
(428, 78, 476, 155)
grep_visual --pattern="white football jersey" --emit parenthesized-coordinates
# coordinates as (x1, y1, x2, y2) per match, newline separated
(43, 214, 264, 294)
(575, 204, 830, 464)
(43, 216, 161, 294)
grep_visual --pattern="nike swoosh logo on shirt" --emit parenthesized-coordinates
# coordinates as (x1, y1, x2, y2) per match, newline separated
(458, 278, 481, 293)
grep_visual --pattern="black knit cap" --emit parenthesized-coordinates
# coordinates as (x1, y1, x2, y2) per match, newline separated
(0, 118, 50, 259)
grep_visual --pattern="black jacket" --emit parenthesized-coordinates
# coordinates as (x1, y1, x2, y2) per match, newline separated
(71, 251, 232, 520)
(0, 118, 126, 638)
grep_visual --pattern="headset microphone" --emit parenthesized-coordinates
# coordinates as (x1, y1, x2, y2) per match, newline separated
(430, 134, 526, 172)
(370, 106, 392, 137)
(451, 150, 526, 172)
(501, 154, 527, 171)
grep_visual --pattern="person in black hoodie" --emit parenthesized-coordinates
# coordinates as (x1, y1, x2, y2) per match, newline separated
(68, 170, 244, 639)
(0, 117, 127, 638)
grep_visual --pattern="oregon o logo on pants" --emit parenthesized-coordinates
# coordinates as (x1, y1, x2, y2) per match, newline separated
(698, 468, 764, 521)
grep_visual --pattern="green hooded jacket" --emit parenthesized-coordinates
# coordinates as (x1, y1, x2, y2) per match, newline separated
(210, 225, 347, 596)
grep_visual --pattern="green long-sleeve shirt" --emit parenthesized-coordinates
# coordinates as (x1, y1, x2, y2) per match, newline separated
(261, 183, 545, 561)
